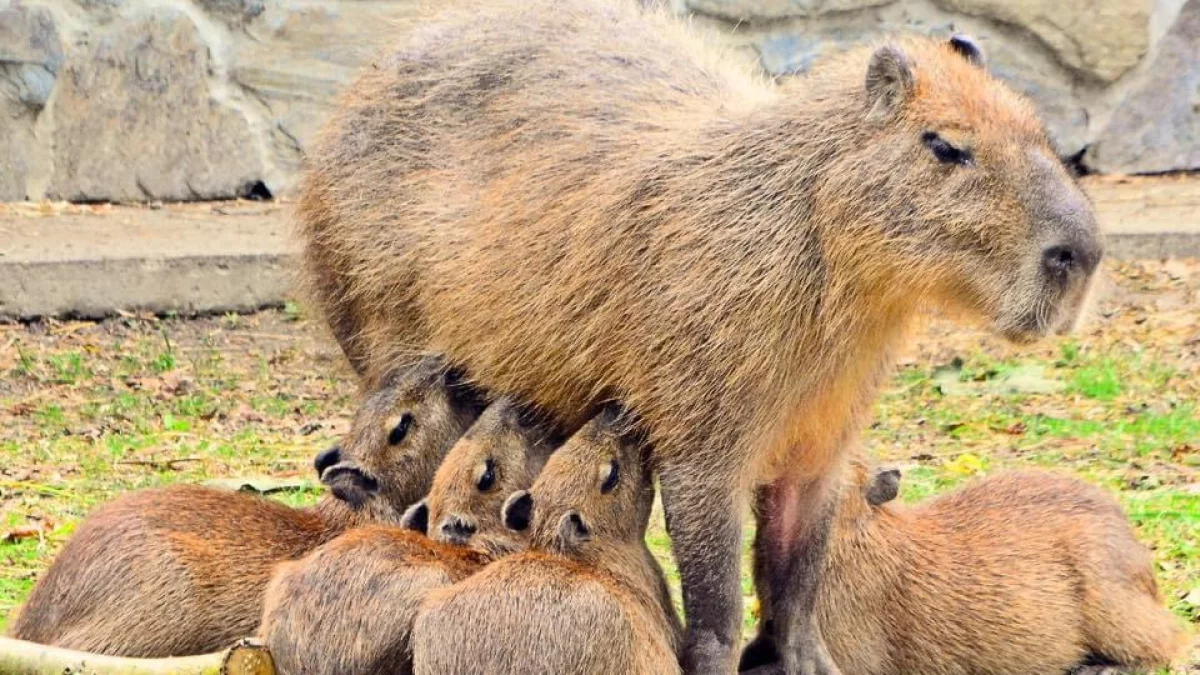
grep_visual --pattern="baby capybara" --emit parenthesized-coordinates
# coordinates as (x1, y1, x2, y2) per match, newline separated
(300, 1, 1104, 668)
(412, 405, 682, 675)
(803, 464, 1188, 675)
(7, 359, 480, 657)
(258, 397, 562, 675)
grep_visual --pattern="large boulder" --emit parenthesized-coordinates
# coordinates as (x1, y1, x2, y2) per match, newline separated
(1088, 0, 1200, 174)
(0, 2, 61, 200)
(47, 8, 263, 202)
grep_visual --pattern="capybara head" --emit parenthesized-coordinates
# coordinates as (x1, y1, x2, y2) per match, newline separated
(400, 397, 562, 554)
(502, 404, 654, 554)
(821, 35, 1103, 342)
(320, 357, 487, 520)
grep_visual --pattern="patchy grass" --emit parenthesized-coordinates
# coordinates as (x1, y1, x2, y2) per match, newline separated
(1, 260, 1198, 669)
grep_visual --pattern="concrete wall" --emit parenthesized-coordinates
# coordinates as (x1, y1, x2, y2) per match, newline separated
(2, 0, 1197, 203)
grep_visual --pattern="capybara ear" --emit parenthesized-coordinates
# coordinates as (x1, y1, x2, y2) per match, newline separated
(556, 510, 592, 545)
(865, 44, 914, 120)
(866, 468, 902, 506)
(502, 490, 534, 532)
(401, 499, 430, 533)
(313, 445, 342, 478)
(322, 463, 380, 509)
(948, 34, 986, 68)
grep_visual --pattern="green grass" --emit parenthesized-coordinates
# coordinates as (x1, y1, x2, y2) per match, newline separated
(0, 260, 1197, 667)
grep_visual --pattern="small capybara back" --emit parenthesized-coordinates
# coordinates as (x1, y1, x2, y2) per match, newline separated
(8, 358, 479, 657)
(813, 465, 1188, 675)
(412, 405, 681, 675)
(301, 1, 1104, 668)
(259, 397, 562, 675)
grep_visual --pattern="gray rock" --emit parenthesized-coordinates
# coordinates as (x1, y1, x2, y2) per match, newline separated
(687, 0, 893, 22)
(1088, 0, 1200, 174)
(0, 2, 61, 200)
(931, 0, 1152, 82)
(47, 8, 263, 202)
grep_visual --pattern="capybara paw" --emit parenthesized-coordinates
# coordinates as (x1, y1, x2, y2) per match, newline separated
(1069, 667, 1125, 675)
(681, 632, 738, 675)
(738, 634, 782, 672)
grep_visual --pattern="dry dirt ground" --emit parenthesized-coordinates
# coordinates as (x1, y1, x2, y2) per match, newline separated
(1, 259, 1197, 670)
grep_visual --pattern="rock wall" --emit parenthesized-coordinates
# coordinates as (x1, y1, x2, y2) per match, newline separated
(1, 0, 1196, 202)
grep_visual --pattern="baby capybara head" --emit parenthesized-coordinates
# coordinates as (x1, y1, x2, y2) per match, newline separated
(400, 396, 562, 555)
(502, 404, 654, 554)
(824, 35, 1103, 342)
(318, 357, 487, 520)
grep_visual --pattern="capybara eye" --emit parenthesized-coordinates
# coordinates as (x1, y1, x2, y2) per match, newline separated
(600, 460, 620, 494)
(921, 131, 972, 166)
(387, 413, 414, 446)
(477, 458, 497, 491)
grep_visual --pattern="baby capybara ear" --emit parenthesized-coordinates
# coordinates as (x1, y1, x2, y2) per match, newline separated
(865, 44, 914, 120)
(948, 34, 986, 68)
(502, 490, 533, 532)
(400, 499, 430, 533)
(322, 463, 380, 510)
(866, 468, 902, 507)
(313, 445, 341, 478)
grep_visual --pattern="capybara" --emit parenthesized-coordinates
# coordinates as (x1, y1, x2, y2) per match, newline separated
(412, 405, 682, 675)
(258, 397, 562, 675)
(800, 465, 1188, 675)
(299, 0, 1104, 669)
(7, 359, 479, 657)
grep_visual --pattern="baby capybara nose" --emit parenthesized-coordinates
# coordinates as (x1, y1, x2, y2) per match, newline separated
(440, 518, 477, 544)
(314, 446, 342, 477)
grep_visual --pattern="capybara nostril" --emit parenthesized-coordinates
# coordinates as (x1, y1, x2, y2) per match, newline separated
(314, 446, 341, 477)
(440, 517, 477, 544)
(1043, 239, 1102, 281)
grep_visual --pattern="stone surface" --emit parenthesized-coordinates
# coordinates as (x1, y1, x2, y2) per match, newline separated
(686, 0, 893, 22)
(1088, 0, 1200, 174)
(47, 8, 263, 202)
(0, 2, 61, 200)
(932, 0, 1153, 82)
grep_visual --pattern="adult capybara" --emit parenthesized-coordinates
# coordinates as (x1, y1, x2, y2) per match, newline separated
(796, 465, 1188, 675)
(7, 360, 479, 657)
(258, 397, 562, 675)
(299, 0, 1104, 669)
(412, 405, 681, 675)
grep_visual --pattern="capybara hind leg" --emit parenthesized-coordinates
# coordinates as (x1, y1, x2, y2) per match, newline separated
(1082, 589, 1187, 672)
(660, 462, 743, 675)
(750, 473, 841, 675)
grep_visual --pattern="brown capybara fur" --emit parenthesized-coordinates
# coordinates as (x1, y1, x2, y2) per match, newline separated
(7, 359, 480, 657)
(300, 1, 1103, 669)
(412, 405, 682, 675)
(258, 397, 562, 675)
(809, 465, 1188, 675)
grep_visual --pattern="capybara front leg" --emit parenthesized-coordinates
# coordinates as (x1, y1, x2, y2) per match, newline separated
(660, 462, 744, 675)
(748, 475, 842, 675)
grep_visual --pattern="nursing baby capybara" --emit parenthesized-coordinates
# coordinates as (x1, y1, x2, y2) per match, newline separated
(7, 359, 480, 657)
(258, 397, 562, 675)
(299, 0, 1104, 669)
(790, 465, 1188, 675)
(412, 405, 681, 675)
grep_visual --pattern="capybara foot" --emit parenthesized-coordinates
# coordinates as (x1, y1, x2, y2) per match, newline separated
(739, 634, 782, 672)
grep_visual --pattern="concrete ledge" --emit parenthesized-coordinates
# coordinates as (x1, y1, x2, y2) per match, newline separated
(0, 174, 1197, 319)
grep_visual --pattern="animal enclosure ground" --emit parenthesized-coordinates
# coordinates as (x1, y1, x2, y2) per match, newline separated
(1, 260, 1197, 670)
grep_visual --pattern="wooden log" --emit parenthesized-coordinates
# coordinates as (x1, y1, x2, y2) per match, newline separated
(0, 636, 276, 675)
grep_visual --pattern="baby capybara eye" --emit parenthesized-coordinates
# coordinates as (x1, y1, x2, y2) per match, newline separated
(600, 460, 620, 494)
(477, 458, 497, 491)
(388, 413, 414, 446)
(921, 131, 972, 166)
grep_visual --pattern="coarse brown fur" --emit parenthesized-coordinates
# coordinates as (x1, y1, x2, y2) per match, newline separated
(812, 465, 1188, 675)
(7, 361, 479, 657)
(412, 405, 682, 675)
(299, 1, 1103, 670)
(258, 397, 561, 675)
